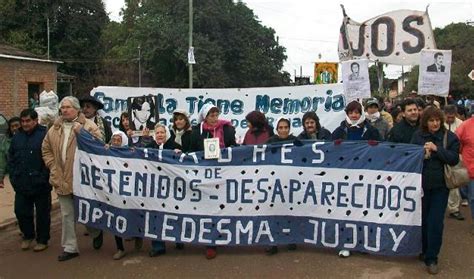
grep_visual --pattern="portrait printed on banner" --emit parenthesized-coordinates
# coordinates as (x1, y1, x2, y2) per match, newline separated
(127, 95, 158, 135)
(426, 52, 446, 73)
(348, 62, 363, 81)
(418, 49, 452, 96)
(342, 59, 371, 101)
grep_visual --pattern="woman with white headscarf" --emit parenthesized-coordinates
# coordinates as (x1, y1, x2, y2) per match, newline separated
(189, 103, 237, 260)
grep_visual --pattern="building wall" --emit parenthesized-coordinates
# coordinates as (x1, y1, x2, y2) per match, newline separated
(0, 58, 57, 118)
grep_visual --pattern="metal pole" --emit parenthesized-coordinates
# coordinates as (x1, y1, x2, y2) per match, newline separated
(189, 0, 193, 88)
(47, 17, 50, 60)
(138, 45, 141, 87)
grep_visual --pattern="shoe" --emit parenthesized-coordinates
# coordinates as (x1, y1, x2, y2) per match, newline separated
(58, 251, 79, 261)
(93, 231, 103, 250)
(449, 212, 465, 220)
(206, 247, 217, 259)
(175, 243, 184, 250)
(149, 249, 166, 257)
(21, 239, 33, 250)
(288, 244, 297, 250)
(461, 200, 468, 207)
(33, 243, 48, 252)
(338, 249, 351, 258)
(113, 250, 127, 260)
(427, 263, 439, 275)
(134, 238, 143, 251)
(418, 253, 425, 262)
(265, 246, 278, 255)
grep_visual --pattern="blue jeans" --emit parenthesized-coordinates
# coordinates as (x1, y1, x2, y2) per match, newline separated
(151, 240, 166, 252)
(468, 180, 474, 220)
(422, 187, 449, 266)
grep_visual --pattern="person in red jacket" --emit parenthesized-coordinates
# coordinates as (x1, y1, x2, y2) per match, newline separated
(455, 113, 474, 235)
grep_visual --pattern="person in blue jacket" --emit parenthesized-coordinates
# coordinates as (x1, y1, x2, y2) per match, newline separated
(332, 100, 381, 141)
(411, 106, 460, 275)
(8, 109, 51, 252)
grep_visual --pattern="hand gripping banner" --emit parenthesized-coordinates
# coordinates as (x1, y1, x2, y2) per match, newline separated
(73, 130, 424, 256)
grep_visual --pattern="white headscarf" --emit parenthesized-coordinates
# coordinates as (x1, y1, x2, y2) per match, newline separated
(198, 103, 218, 123)
(274, 117, 291, 135)
(111, 130, 128, 147)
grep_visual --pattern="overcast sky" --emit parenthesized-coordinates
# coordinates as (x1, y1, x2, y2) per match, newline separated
(103, 0, 473, 81)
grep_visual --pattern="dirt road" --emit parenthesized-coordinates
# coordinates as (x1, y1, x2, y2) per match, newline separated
(0, 206, 473, 278)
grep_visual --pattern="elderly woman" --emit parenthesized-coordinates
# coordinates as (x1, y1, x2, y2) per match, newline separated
(332, 100, 380, 258)
(189, 103, 236, 260)
(411, 106, 459, 275)
(297, 111, 331, 140)
(243, 110, 273, 145)
(266, 117, 296, 144)
(332, 100, 381, 142)
(138, 123, 181, 256)
(106, 131, 144, 260)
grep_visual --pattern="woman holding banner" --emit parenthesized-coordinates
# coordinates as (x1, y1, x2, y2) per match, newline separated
(190, 103, 237, 259)
(297, 111, 332, 140)
(169, 109, 192, 153)
(332, 100, 381, 258)
(242, 111, 273, 145)
(411, 106, 460, 275)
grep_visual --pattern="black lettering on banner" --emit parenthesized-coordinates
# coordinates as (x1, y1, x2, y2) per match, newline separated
(351, 24, 366, 56)
(371, 16, 395, 57)
(402, 15, 425, 54)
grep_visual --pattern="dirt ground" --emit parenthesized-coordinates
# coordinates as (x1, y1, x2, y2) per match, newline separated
(0, 205, 473, 279)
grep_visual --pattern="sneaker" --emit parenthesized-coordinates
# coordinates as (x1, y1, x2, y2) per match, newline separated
(134, 238, 143, 251)
(265, 246, 278, 255)
(21, 239, 33, 250)
(338, 249, 351, 258)
(33, 243, 48, 252)
(113, 250, 127, 260)
(427, 263, 439, 275)
(449, 211, 465, 221)
(58, 251, 79, 262)
(461, 200, 468, 207)
(205, 247, 217, 260)
(93, 231, 103, 250)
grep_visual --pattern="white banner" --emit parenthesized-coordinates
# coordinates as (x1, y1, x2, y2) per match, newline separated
(341, 59, 371, 101)
(418, 49, 452, 96)
(338, 9, 436, 65)
(91, 85, 347, 141)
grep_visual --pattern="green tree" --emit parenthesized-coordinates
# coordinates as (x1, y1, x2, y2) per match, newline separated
(102, 0, 290, 88)
(404, 23, 474, 98)
(0, 0, 109, 96)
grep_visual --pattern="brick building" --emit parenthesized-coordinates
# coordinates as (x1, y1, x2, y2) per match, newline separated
(0, 44, 62, 118)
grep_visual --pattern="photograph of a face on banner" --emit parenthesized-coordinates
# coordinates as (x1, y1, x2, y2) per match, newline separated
(127, 95, 158, 136)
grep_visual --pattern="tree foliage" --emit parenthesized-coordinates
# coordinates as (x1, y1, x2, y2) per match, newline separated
(404, 23, 474, 98)
(101, 0, 290, 88)
(0, 0, 109, 95)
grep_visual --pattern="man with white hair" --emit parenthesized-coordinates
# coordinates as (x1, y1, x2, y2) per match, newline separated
(42, 96, 101, 261)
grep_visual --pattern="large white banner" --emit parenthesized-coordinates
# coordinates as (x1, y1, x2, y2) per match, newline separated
(418, 49, 452, 96)
(91, 85, 347, 140)
(338, 9, 436, 65)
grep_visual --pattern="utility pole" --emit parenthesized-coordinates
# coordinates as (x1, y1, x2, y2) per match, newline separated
(138, 45, 141, 87)
(47, 17, 50, 60)
(188, 0, 193, 88)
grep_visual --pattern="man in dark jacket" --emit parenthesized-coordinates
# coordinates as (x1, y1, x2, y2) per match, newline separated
(80, 95, 112, 143)
(8, 109, 51, 252)
(388, 98, 420, 143)
(297, 111, 332, 140)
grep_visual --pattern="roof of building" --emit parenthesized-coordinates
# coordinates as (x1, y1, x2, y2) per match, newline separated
(0, 43, 62, 64)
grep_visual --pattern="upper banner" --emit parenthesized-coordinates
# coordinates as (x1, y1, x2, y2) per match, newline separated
(91, 85, 347, 140)
(73, 129, 424, 255)
(338, 9, 436, 65)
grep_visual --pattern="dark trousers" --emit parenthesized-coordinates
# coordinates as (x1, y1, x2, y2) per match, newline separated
(422, 187, 449, 265)
(115, 236, 124, 251)
(14, 191, 51, 244)
(151, 240, 166, 252)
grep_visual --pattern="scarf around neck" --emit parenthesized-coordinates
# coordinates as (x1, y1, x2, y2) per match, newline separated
(345, 113, 366, 128)
(202, 119, 231, 148)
